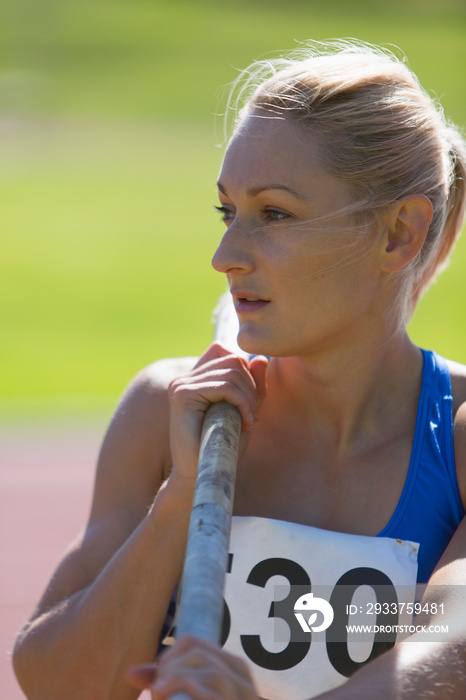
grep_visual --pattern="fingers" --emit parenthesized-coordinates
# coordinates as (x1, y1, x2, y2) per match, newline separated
(187, 343, 268, 428)
(170, 344, 266, 435)
(192, 341, 240, 370)
(134, 636, 258, 700)
(170, 364, 256, 432)
(167, 343, 268, 482)
(125, 662, 157, 690)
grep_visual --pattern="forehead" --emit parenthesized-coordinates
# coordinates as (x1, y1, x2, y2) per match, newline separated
(219, 111, 347, 204)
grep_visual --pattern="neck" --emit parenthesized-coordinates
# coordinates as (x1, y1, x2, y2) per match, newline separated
(266, 328, 423, 457)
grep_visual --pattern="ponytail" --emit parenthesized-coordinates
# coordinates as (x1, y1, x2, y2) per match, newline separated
(411, 129, 466, 305)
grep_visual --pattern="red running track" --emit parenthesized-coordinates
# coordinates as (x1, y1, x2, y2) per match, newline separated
(0, 421, 151, 699)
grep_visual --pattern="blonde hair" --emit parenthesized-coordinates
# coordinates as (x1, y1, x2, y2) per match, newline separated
(225, 40, 466, 314)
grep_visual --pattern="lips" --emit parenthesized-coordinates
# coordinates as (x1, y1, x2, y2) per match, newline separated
(231, 290, 270, 313)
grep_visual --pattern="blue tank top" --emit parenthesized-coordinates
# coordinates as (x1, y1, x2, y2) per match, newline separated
(377, 349, 464, 583)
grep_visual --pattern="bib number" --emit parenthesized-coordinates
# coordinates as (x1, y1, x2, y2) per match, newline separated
(221, 555, 398, 677)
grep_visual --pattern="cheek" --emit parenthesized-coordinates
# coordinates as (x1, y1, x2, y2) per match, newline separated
(273, 237, 379, 324)
(266, 231, 354, 286)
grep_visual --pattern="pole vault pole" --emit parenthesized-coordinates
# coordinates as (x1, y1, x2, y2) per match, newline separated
(169, 294, 243, 700)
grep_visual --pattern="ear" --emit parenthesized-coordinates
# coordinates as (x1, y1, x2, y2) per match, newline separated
(379, 195, 433, 273)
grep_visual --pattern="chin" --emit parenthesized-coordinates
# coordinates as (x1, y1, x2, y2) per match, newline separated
(237, 329, 284, 358)
(238, 327, 315, 359)
(237, 330, 266, 356)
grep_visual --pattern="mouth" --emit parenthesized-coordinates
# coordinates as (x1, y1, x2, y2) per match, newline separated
(232, 291, 271, 313)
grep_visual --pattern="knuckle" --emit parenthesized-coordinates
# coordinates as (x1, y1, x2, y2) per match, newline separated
(167, 380, 186, 402)
(226, 366, 243, 381)
(168, 375, 184, 393)
(211, 341, 227, 352)
(231, 355, 248, 370)
(209, 671, 227, 692)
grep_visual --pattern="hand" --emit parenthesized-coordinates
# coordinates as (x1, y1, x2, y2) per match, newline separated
(167, 343, 268, 482)
(126, 635, 259, 700)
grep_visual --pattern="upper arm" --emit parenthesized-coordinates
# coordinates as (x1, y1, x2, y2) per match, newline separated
(429, 513, 466, 585)
(32, 356, 197, 619)
(453, 400, 466, 509)
(416, 364, 466, 591)
(449, 360, 466, 508)
(427, 364, 466, 587)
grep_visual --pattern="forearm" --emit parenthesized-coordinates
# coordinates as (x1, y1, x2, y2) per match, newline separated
(13, 479, 192, 700)
(316, 633, 466, 699)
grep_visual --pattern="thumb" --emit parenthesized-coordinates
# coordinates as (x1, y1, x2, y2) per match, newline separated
(126, 662, 157, 690)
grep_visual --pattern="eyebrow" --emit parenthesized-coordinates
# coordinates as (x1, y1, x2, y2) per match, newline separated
(216, 180, 309, 200)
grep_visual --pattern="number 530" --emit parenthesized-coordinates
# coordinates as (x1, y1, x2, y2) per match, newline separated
(221, 555, 399, 678)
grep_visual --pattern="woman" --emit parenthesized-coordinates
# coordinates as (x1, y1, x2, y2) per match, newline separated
(14, 41, 466, 699)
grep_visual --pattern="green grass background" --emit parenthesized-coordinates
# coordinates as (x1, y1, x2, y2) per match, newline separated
(2, 0, 466, 420)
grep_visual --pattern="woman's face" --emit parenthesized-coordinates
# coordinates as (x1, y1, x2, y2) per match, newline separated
(212, 111, 383, 358)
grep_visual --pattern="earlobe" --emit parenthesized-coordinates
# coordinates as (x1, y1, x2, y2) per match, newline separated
(381, 195, 433, 272)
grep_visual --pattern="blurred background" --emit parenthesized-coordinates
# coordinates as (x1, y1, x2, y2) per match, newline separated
(1, 0, 465, 697)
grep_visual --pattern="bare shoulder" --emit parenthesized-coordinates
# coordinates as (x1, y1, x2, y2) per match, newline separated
(91, 355, 199, 519)
(134, 355, 199, 389)
(116, 355, 199, 432)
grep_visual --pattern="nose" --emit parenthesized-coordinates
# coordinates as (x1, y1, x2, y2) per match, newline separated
(211, 223, 255, 275)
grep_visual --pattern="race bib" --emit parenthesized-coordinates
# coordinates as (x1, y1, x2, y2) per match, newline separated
(222, 516, 419, 700)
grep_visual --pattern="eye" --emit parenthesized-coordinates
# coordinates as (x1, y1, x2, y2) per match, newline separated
(213, 204, 291, 226)
(214, 205, 235, 224)
(261, 208, 291, 222)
